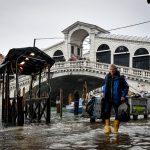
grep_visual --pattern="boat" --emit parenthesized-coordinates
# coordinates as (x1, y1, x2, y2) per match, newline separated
(66, 99, 83, 113)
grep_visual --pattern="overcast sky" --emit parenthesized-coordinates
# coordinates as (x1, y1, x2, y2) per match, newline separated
(0, 0, 150, 55)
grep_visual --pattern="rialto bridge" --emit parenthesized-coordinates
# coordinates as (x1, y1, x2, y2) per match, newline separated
(0, 21, 150, 101)
(2, 60, 150, 101)
(44, 21, 150, 70)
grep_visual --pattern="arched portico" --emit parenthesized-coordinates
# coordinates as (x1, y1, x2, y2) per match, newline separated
(62, 21, 109, 61)
(69, 29, 89, 58)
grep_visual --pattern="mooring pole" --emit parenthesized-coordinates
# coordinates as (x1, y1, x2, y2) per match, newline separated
(46, 65, 51, 123)
(60, 88, 63, 118)
(74, 90, 79, 115)
(56, 95, 60, 113)
(38, 68, 42, 122)
(5, 65, 10, 124)
(2, 71, 5, 122)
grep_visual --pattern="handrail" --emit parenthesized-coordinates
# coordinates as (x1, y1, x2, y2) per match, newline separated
(52, 60, 150, 79)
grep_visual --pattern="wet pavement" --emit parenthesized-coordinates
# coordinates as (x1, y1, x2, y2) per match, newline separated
(0, 109, 150, 150)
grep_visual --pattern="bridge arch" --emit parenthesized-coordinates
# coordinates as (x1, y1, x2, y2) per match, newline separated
(96, 44, 111, 63)
(133, 48, 150, 70)
(114, 46, 130, 67)
(69, 29, 89, 58)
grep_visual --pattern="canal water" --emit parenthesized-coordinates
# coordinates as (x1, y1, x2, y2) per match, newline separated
(0, 105, 150, 150)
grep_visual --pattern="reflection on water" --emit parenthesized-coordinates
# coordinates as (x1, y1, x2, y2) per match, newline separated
(0, 108, 150, 149)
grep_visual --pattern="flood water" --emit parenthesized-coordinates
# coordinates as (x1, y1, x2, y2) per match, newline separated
(0, 107, 150, 150)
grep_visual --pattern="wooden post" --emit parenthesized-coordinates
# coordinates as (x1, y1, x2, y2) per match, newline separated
(46, 65, 51, 123)
(17, 96, 24, 126)
(82, 81, 88, 105)
(5, 65, 10, 124)
(2, 71, 5, 122)
(60, 88, 63, 118)
(56, 95, 60, 113)
(29, 75, 33, 122)
(38, 69, 42, 122)
(74, 90, 79, 115)
(38, 68, 42, 98)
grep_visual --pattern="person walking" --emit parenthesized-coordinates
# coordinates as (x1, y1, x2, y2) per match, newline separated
(102, 64, 129, 134)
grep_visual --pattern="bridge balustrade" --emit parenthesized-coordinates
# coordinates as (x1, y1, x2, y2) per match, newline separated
(1, 60, 150, 96)
(52, 60, 150, 79)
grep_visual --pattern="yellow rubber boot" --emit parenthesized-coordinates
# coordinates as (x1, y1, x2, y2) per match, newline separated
(104, 119, 112, 134)
(113, 120, 119, 134)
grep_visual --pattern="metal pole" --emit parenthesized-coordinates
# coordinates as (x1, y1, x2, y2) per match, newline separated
(33, 38, 36, 47)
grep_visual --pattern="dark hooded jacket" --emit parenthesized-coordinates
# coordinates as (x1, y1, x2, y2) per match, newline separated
(102, 71, 129, 104)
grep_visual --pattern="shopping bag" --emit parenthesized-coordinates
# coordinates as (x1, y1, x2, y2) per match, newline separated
(86, 97, 95, 116)
(118, 102, 130, 122)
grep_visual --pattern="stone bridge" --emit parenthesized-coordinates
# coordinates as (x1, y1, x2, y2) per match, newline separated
(2, 60, 150, 100)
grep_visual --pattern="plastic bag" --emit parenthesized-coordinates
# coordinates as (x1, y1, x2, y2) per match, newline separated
(118, 102, 130, 122)
(86, 97, 95, 116)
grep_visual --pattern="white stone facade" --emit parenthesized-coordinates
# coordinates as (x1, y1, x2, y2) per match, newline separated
(43, 21, 150, 70)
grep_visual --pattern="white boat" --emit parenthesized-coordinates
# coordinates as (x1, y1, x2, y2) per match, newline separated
(66, 99, 83, 113)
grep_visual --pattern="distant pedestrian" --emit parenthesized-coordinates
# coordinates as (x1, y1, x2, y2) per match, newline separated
(102, 64, 129, 134)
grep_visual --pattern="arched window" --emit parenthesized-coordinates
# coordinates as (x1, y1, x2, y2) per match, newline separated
(97, 44, 110, 51)
(134, 48, 149, 56)
(53, 50, 65, 62)
(114, 46, 129, 67)
(96, 44, 111, 64)
(53, 50, 63, 56)
(133, 48, 149, 70)
(115, 46, 128, 53)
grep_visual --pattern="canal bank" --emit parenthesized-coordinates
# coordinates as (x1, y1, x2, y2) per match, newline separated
(0, 108, 150, 150)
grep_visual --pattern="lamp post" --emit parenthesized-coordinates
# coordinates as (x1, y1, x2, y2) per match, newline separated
(33, 37, 63, 47)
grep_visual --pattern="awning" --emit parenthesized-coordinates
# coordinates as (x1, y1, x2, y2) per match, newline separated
(2, 47, 55, 75)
